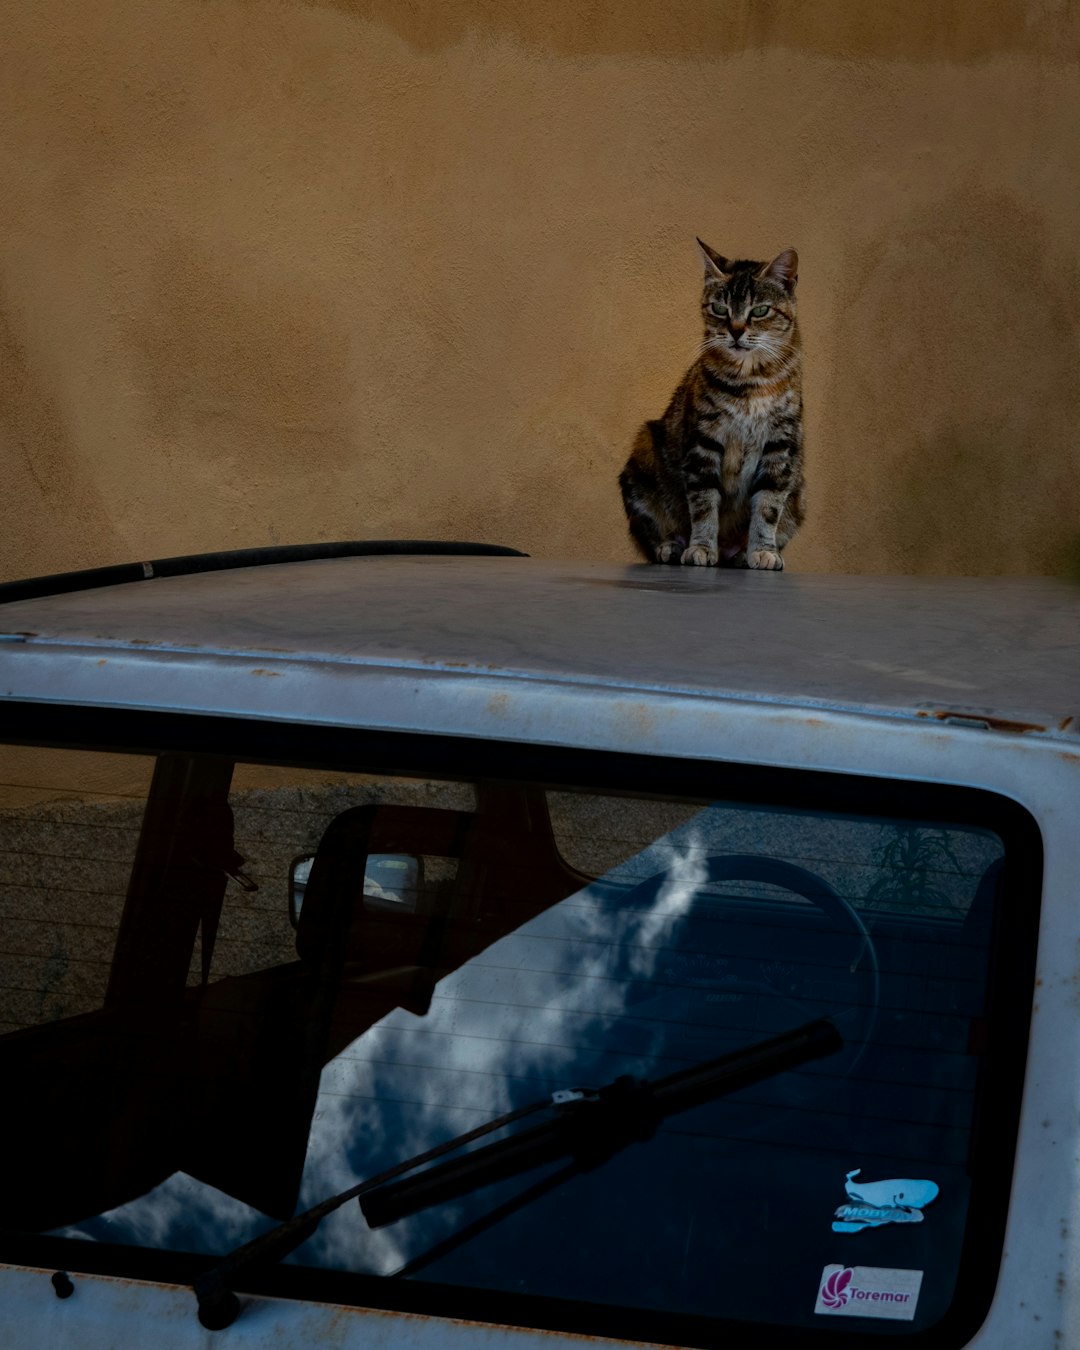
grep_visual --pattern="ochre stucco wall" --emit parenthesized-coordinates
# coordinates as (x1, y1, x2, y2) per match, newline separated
(2, 1, 1079, 580)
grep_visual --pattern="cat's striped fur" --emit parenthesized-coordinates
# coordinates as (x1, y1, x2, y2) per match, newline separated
(619, 241, 805, 570)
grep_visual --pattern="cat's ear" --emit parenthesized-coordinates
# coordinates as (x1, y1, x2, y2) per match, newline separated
(760, 248, 798, 293)
(697, 238, 730, 279)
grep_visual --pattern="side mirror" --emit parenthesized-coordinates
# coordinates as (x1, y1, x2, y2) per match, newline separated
(289, 853, 424, 928)
(289, 856, 312, 928)
(363, 854, 423, 912)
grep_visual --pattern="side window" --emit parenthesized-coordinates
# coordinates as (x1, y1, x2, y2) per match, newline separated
(0, 746, 154, 1034)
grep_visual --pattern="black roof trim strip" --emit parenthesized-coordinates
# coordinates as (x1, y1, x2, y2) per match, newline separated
(0, 540, 527, 605)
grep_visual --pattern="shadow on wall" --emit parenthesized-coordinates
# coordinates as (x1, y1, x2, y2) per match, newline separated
(1064, 535, 1080, 582)
(820, 190, 1080, 576)
(300, 0, 1079, 62)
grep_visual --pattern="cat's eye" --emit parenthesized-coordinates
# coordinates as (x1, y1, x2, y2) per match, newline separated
(709, 302, 729, 318)
(750, 305, 770, 318)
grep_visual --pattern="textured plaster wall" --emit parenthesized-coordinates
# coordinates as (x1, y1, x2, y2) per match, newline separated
(2, 0, 1079, 580)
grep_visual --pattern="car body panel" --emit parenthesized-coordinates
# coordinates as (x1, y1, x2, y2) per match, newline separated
(0, 558, 1076, 739)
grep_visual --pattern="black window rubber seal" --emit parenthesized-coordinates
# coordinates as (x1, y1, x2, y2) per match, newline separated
(0, 540, 527, 606)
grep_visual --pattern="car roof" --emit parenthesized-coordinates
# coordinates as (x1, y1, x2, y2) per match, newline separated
(0, 553, 1077, 741)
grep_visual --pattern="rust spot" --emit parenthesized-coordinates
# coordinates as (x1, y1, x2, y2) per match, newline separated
(618, 701, 657, 739)
(95, 659, 107, 667)
(1060, 716, 1075, 732)
(921, 710, 1045, 734)
(250, 668, 281, 677)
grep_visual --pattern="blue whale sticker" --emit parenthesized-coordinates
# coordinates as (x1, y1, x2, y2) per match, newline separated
(832, 1169, 939, 1234)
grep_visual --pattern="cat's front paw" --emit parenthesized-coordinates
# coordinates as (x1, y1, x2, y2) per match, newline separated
(747, 549, 784, 571)
(681, 545, 718, 567)
(656, 541, 682, 564)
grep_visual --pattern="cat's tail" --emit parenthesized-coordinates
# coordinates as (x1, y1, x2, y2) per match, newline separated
(619, 421, 673, 562)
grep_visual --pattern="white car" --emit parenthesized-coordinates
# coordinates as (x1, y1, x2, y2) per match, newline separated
(0, 541, 1075, 1349)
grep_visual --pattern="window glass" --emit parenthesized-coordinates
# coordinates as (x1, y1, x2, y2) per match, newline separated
(0, 747, 1025, 1344)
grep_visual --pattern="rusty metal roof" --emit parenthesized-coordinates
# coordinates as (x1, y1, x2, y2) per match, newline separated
(0, 555, 1077, 742)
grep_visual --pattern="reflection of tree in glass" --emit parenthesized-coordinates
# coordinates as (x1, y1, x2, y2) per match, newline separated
(866, 827, 964, 914)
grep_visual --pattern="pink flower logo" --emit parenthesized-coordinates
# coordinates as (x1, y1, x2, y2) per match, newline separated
(821, 1268, 854, 1308)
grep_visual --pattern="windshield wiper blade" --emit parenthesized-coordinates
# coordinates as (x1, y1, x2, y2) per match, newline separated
(194, 1016, 840, 1328)
(360, 1016, 842, 1230)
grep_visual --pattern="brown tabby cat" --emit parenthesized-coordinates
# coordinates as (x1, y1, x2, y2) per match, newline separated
(619, 240, 804, 569)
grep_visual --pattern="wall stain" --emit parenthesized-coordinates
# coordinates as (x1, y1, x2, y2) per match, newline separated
(299, 0, 1080, 61)
(0, 298, 121, 579)
(130, 236, 356, 478)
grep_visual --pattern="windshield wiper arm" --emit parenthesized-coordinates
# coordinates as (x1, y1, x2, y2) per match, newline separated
(194, 1092, 551, 1330)
(360, 1016, 841, 1230)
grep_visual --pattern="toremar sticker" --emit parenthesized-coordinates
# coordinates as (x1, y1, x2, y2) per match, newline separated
(831, 1168, 939, 1233)
(815, 1265, 923, 1320)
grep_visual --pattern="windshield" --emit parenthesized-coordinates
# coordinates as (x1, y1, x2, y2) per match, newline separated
(0, 744, 1034, 1345)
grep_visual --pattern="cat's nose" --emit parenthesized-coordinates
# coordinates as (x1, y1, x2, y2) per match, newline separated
(729, 326, 746, 345)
